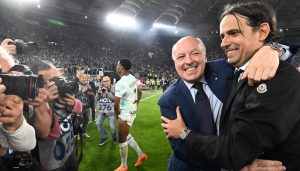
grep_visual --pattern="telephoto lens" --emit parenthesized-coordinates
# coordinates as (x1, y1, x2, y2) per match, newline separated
(0, 74, 44, 100)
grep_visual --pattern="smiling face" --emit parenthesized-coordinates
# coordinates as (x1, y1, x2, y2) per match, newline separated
(220, 14, 263, 68)
(172, 37, 207, 83)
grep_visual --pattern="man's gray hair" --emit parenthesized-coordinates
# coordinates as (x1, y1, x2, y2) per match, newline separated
(0, 46, 15, 68)
(172, 36, 206, 59)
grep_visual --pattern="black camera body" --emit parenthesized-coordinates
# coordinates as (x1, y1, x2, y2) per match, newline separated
(8, 39, 38, 54)
(101, 86, 107, 93)
(0, 74, 44, 100)
(50, 77, 79, 97)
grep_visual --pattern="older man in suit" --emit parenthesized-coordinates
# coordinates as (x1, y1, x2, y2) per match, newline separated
(161, 2, 300, 171)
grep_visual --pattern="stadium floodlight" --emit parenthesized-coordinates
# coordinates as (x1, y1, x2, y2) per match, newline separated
(153, 23, 176, 30)
(106, 13, 137, 29)
(7, 0, 40, 6)
(19, 0, 39, 4)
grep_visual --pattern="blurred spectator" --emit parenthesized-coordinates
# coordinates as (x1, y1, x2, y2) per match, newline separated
(76, 73, 92, 138)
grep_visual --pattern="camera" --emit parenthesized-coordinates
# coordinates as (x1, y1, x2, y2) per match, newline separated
(101, 86, 107, 93)
(50, 77, 79, 97)
(0, 74, 44, 100)
(8, 39, 38, 54)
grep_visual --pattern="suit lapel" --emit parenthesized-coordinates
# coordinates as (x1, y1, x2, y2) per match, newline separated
(176, 79, 194, 106)
(175, 79, 198, 128)
(222, 79, 246, 116)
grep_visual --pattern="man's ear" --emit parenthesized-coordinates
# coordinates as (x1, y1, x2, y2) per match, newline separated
(258, 22, 270, 42)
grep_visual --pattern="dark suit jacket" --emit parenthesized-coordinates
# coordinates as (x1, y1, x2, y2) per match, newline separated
(158, 59, 233, 171)
(187, 62, 300, 170)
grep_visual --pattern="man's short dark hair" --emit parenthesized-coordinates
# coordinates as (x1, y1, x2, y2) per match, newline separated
(219, 1, 280, 43)
(29, 60, 54, 74)
(119, 58, 132, 71)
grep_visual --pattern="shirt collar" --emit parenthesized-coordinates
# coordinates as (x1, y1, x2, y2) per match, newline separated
(236, 60, 250, 72)
(183, 76, 207, 90)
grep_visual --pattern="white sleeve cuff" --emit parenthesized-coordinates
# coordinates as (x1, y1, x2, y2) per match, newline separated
(280, 44, 291, 61)
(0, 117, 36, 151)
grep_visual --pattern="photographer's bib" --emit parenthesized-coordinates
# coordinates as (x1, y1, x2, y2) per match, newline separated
(38, 110, 75, 170)
(98, 97, 114, 114)
(77, 94, 90, 109)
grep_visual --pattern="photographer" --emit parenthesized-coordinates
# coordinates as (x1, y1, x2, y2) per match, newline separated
(0, 78, 36, 152)
(5, 62, 60, 142)
(30, 60, 81, 171)
(95, 76, 117, 145)
(87, 75, 96, 122)
(0, 44, 61, 170)
(76, 73, 92, 138)
(0, 46, 36, 152)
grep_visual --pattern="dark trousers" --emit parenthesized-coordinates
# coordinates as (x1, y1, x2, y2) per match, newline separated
(91, 106, 95, 121)
(80, 108, 90, 134)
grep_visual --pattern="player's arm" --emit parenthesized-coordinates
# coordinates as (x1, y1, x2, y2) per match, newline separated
(114, 96, 121, 117)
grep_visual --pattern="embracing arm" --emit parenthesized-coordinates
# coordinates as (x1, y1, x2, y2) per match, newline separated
(162, 108, 287, 171)
(241, 43, 297, 86)
(186, 70, 299, 169)
(159, 97, 205, 167)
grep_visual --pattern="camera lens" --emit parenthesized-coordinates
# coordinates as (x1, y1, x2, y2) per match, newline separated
(0, 74, 43, 99)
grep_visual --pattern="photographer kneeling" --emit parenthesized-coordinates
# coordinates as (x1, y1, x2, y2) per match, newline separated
(96, 76, 117, 145)
(30, 60, 82, 171)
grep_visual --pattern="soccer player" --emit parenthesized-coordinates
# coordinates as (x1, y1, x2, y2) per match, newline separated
(114, 59, 147, 171)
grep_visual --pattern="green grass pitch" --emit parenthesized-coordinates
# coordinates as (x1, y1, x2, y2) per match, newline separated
(79, 89, 171, 171)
